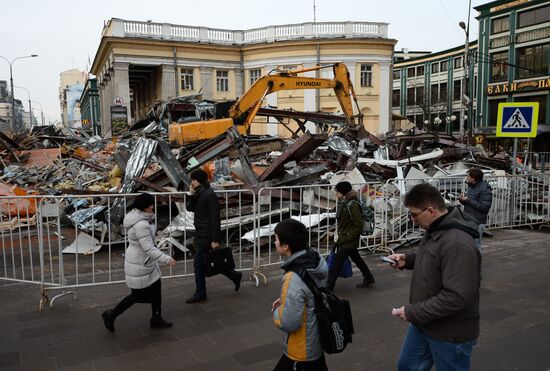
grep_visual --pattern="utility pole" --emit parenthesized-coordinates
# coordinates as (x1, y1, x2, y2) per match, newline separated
(0, 55, 38, 131)
(459, 0, 472, 143)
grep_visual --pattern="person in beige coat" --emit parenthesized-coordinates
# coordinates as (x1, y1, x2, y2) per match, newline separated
(101, 193, 176, 332)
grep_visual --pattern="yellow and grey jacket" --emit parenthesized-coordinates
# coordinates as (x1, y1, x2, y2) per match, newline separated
(273, 249, 328, 361)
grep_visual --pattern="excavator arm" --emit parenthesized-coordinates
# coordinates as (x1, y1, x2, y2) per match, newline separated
(228, 63, 362, 130)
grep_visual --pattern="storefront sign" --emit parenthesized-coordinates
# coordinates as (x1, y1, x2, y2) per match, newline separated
(486, 78, 550, 95)
(490, 0, 529, 12)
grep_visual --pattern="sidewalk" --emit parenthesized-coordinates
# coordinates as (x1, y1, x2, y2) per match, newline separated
(1, 228, 549, 371)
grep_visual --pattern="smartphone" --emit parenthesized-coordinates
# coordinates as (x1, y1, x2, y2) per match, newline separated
(379, 256, 397, 265)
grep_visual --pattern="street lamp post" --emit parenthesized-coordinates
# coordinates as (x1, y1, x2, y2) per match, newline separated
(0, 54, 38, 132)
(31, 100, 45, 126)
(459, 0, 472, 144)
(14, 86, 32, 128)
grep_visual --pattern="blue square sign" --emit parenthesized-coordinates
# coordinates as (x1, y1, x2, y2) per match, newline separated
(496, 102, 539, 138)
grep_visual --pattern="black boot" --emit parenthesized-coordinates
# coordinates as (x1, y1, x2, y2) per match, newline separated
(233, 271, 243, 292)
(356, 276, 375, 288)
(185, 295, 207, 304)
(101, 309, 115, 332)
(150, 311, 173, 329)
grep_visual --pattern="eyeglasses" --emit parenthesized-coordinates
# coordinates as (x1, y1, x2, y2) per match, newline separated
(407, 206, 431, 219)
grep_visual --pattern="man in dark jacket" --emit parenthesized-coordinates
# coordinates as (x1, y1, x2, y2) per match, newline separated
(326, 181, 375, 291)
(389, 183, 481, 371)
(184, 169, 242, 304)
(459, 167, 492, 248)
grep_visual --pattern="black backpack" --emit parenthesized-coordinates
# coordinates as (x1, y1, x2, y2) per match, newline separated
(288, 266, 354, 354)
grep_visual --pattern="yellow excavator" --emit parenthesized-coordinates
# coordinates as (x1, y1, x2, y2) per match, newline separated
(168, 62, 363, 146)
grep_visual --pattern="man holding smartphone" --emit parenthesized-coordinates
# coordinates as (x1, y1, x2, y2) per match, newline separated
(388, 183, 481, 371)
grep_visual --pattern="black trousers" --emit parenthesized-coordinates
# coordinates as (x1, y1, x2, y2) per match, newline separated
(273, 354, 328, 371)
(193, 244, 241, 298)
(327, 247, 373, 288)
(113, 279, 162, 318)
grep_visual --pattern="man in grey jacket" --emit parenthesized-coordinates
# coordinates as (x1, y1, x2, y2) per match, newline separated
(389, 183, 481, 371)
(459, 167, 493, 248)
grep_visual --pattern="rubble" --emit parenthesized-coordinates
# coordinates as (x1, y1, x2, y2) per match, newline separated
(1, 96, 548, 256)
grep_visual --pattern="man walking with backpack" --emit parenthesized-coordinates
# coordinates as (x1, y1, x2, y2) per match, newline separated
(326, 181, 375, 291)
(271, 219, 329, 371)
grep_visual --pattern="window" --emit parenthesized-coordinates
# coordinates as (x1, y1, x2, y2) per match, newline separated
(360, 64, 373, 87)
(416, 86, 424, 106)
(518, 5, 550, 28)
(491, 16, 510, 34)
(516, 44, 549, 79)
(431, 63, 439, 74)
(417, 66, 425, 76)
(392, 89, 400, 107)
(439, 82, 447, 102)
(216, 70, 229, 92)
(488, 98, 507, 125)
(491, 51, 509, 82)
(180, 68, 194, 90)
(393, 69, 401, 79)
(407, 87, 415, 106)
(440, 60, 448, 72)
(431, 84, 439, 103)
(454, 57, 463, 69)
(249, 69, 261, 86)
(519, 95, 547, 123)
(407, 67, 416, 78)
(453, 80, 461, 101)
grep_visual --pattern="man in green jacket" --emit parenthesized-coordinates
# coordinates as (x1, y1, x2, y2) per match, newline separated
(326, 181, 375, 291)
(389, 183, 481, 371)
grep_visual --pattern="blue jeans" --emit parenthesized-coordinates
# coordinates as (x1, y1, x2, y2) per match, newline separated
(474, 224, 485, 249)
(397, 325, 476, 371)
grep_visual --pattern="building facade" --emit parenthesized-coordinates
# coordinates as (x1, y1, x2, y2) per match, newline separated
(90, 18, 396, 138)
(59, 69, 85, 128)
(392, 42, 478, 134)
(80, 77, 101, 135)
(475, 0, 550, 149)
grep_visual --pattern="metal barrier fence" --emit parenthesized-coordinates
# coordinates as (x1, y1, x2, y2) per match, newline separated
(1, 173, 549, 310)
(521, 152, 550, 173)
(0, 190, 257, 309)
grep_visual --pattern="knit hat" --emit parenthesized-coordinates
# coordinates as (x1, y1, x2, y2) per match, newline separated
(335, 181, 352, 195)
(132, 193, 155, 211)
(190, 169, 209, 185)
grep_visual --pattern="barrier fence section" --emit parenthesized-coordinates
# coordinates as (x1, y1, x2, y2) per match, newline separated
(0, 189, 257, 310)
(254, 182, 387, 275)
(1, 174, 549, 309)
(522, 152, 550, 173)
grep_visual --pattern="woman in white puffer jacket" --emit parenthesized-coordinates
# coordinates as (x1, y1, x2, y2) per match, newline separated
(101, 193, 176, 332)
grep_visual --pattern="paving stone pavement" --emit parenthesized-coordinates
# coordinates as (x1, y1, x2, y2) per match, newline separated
(1, 228, 549, 371)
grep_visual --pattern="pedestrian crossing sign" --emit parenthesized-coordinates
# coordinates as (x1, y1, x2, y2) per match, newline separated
(496, 102, 539, 137)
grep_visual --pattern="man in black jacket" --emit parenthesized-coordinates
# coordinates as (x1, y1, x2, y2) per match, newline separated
(389, 183, 481, 371)
(459, 167, 492, 248)
(184, 169, 242, 304)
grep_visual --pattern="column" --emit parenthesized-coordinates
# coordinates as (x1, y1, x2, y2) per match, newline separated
(200, 67, 213, 100)
(160, 64, 176, 99)
(378, 62, 391, 134)
(303, 64, 317, 133)
(113, 62, 131, 124)
(264, 64, 278, 136)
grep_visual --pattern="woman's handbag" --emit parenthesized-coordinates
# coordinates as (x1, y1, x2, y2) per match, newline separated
(204, 247, 235, 277)
(326, 249, 353, 278)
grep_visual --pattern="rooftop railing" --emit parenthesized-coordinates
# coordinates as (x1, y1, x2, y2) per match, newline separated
(104, 18, 389, 44)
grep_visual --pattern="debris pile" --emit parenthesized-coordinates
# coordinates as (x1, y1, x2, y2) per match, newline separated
(1, 97, 548, 254)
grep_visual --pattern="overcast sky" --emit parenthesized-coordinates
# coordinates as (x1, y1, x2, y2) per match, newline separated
(1, 0, 485, 123)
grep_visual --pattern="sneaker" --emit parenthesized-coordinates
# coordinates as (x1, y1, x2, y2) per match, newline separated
(150, 316, 173, 329)
(356, 276, 375, 288)
(234, 272, 243, 292)
(185, 295, 207, 304)
(101, 309, 115, 332)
